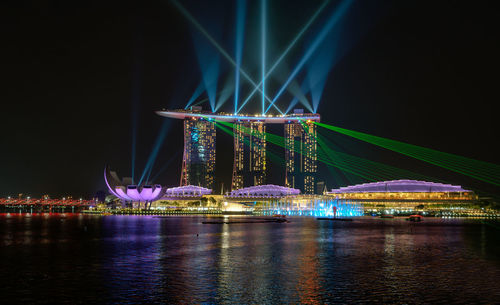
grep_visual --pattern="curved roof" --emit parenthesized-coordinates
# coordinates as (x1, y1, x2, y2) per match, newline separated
(228, 184, 300, 197)
(156, 110, 320, 123)
(164, 185, 212, 196)
(329, 180, 470, 193)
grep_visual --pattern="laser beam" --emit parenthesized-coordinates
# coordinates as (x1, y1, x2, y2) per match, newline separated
(316, 122, 500, 186)
(184, 81, 205, 109)
(171, 0, 283, 114)
(237, 0, 330, 114)
(265, 0, 353, 113)
(234, 0, 246, 113)
(261, 0, 266, 115)
(138, 120, 171, 185)
(216, 119, 440, 185)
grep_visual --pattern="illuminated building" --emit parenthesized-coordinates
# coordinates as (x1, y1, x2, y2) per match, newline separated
(156, 108, 320, 191)
(231, 121, 266, 190)
(104, 166, 164, 204)
(284, 115, 318, 194)
(226, 184, 300, 198)
(164, 185, 212, 197)
(180, 116, 216, 189)
(327, 180, 478, 212)
(328, 180, 477, 200)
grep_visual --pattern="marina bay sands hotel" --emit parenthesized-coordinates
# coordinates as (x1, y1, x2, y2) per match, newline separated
(157, 107, 320, 194)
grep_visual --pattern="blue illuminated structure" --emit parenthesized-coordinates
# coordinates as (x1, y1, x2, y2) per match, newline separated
(262, 197, 363, 217)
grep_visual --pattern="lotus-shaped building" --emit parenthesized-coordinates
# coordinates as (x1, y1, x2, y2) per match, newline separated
(104, 166, 164, 203)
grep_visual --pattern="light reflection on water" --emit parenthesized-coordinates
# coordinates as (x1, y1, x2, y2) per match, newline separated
(0, 214, 499, 304)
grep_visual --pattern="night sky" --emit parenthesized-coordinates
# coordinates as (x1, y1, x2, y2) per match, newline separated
(1, 0, 499, 198)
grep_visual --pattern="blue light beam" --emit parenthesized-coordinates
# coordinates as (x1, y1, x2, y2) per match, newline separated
(236, 0, 330, 114)
(305, 23, 340, 113)
(215, 81, 234, 111)
(234, 0, 246, 113)
(285, 80, 312, 113)
(192, 30, 220, 112)
(184, 81, 205, 110)
(285, 97, 299, 114)
(138, 120, 171, 185)
(286, 80, 313, 113)
(171, 0, 283, 114)
(261, 0, 266, 115)
(151, 149, 182, 182)
(130, 23, 143, 184)
(265, 0, 353, 113)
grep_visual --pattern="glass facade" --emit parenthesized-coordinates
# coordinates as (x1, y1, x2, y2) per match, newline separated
(231, 121, 267, 190)
(284, 121, 317, 194)
(180, 118, 216, 190)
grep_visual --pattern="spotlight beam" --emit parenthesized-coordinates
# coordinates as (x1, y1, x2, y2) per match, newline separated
(234, 0, 246, 113)
(261, 0, 266, 115)
(237, 0, 330, 114)
(171, 0, 283, 114)
(184, 81, 205, 109)
(151, 149, 182, 182)
(131, 127, 136, 184)
(138, 120, 171, 185)
(265, 0, 353, 113)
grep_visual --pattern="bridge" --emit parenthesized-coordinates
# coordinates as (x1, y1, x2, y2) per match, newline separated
(0, 198, 93, 213)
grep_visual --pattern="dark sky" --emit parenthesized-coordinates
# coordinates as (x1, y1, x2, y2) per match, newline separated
(1, 0, 499, 198)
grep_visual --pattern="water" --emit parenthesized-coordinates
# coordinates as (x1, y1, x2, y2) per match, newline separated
(0, 214, 499, 304)
(263, 198, 364, 217)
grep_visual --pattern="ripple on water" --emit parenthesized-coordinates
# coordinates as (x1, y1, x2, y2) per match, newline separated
(0, 215, 499, 304)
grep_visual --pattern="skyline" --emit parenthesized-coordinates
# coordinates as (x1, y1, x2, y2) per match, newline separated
(1, 0, 499, 198)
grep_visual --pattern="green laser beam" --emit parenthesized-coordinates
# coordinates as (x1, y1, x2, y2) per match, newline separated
(315, 122, 500, 186)
(216, 120, 439, 184)
(215, 122, 284, 167)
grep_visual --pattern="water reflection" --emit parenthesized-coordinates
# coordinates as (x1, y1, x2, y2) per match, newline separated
(0, 215, 499, 304)
(297, 223, 321, 304)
